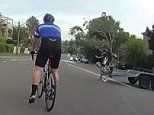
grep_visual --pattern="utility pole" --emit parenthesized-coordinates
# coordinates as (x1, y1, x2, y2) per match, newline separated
(15, 13, 43, 55)
(16, 21, 20, 55)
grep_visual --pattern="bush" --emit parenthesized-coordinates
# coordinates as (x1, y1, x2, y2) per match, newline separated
(0, 42, 7, 52)
(120, 39, 148, 68)
(0, 37, 6, 43)
(0, 39, 14, 53)
(20, 46, 25, 53)
(6, 44, 14, 53)
(145, 54, 154, 69)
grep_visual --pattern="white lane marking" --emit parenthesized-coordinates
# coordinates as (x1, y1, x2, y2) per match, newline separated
(61, 60, 74, 63)
(65, 62, 133, 88)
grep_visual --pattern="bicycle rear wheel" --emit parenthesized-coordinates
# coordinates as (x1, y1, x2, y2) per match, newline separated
(45, 74, 56, 111)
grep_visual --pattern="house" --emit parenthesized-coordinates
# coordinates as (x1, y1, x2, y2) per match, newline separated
(0, 12, 13, 39)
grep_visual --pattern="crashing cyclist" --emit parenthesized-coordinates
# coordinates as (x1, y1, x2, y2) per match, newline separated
(28, 13, 61, 103)
(95, 49, 113, 79)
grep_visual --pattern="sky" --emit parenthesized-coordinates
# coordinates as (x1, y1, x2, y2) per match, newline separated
(1, 0, 154, 40)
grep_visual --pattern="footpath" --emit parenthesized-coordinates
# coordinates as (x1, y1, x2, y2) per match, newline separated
(0, 54, 31, 62)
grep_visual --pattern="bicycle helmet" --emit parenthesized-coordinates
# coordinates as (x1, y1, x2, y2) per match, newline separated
(43, 13, 55, 22)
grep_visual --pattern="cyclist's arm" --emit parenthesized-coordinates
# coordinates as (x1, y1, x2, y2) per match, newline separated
(32, 26, 41, 51)
(31, 37, 40, 51)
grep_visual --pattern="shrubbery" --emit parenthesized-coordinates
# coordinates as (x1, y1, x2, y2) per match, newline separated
(6, 44, 14, 53)
(0, 42, 7, 52)
(20, 46, 25, 53)
(0, 37, 6, 43)
(0, 37, 14, 53)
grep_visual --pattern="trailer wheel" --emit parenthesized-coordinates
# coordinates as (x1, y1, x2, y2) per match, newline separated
(128, 77, 138, 84)
(139, 74, 150, 89)
(151, 78, 154, 90)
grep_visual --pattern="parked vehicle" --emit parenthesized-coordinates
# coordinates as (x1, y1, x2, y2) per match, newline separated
(81, 56, 89, 63)
(70, 55, 78, 62)
(70, 56, 73, 61)
(125, 68, 154, 90)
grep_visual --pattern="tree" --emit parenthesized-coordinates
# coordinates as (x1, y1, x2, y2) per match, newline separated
(69, 26, 85, 55)
(26, 16, 39, 38)
(82, 35, 105, 62)
(145, 26, 154, 54)
(85, 12, 123, 54)
(12, 26, 29, 46)
(67, 39, 77, 54)
(69, 12, 134, 63)
(62, 40, 69, 54)
(120, 38, 148, 68)
(113, 31, 130, 52)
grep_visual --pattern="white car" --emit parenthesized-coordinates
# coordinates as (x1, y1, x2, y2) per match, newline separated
(81, 57, 89, 63)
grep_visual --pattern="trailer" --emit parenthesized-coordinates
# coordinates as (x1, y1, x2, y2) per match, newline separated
(125, 68, 154, 90)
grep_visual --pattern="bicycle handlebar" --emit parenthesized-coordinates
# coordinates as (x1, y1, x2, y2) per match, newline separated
(30, 51, 37, 61)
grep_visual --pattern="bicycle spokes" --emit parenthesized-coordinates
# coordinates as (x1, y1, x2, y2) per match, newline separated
(45, 80, 56, 111)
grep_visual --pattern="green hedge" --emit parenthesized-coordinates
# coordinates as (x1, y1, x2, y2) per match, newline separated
(0, 37, 16, 53)
(0, 37, 6, 43)
(6, 44, 14, 53)
(0, 42, 14, 53)
(20, 46, 25, 53)
(0, 43, 6, 52)
(0, 37, 28, 53)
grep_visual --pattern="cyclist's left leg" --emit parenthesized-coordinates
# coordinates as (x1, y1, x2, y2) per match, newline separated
(28, 66, 43, 103)
(31, 66, 43, 92)
(28, 49, 48, 104)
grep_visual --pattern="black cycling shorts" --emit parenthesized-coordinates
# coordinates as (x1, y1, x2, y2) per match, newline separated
(35, 38, 61, 69)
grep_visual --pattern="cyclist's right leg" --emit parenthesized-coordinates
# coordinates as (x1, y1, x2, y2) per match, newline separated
(50, 53, 61, 87)
(49, 40, 61, 87)
(50, 69, 60, 86)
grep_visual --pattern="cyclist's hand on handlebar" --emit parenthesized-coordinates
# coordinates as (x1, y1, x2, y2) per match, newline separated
(30, 50, 36, 61)
(30, 51, 35, 55)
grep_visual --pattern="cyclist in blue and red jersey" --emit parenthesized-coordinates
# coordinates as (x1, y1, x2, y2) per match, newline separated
(28, 13, 61, 103)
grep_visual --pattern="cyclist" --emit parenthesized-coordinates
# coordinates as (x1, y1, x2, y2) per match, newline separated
(95, 49, 113, 80)
(96, 49, 112, 66)
(28, 13, 61, 103)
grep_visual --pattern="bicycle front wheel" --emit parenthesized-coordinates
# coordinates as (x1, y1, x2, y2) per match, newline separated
(45, 75, 56, 111)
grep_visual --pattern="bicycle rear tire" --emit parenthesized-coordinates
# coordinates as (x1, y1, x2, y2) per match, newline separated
(45, 75, 56, 111)
(37, 80, 44, 98)
(37, 73, 47, 98)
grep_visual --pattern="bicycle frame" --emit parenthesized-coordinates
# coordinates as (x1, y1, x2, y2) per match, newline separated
(44, 58, 56, 111)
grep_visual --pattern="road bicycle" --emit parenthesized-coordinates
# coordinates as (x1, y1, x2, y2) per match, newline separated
(32, 53, 56, 111)
(95, 55, 113, 82)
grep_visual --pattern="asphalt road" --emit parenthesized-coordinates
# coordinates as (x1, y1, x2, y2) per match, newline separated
(0, 57, 154, 115)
